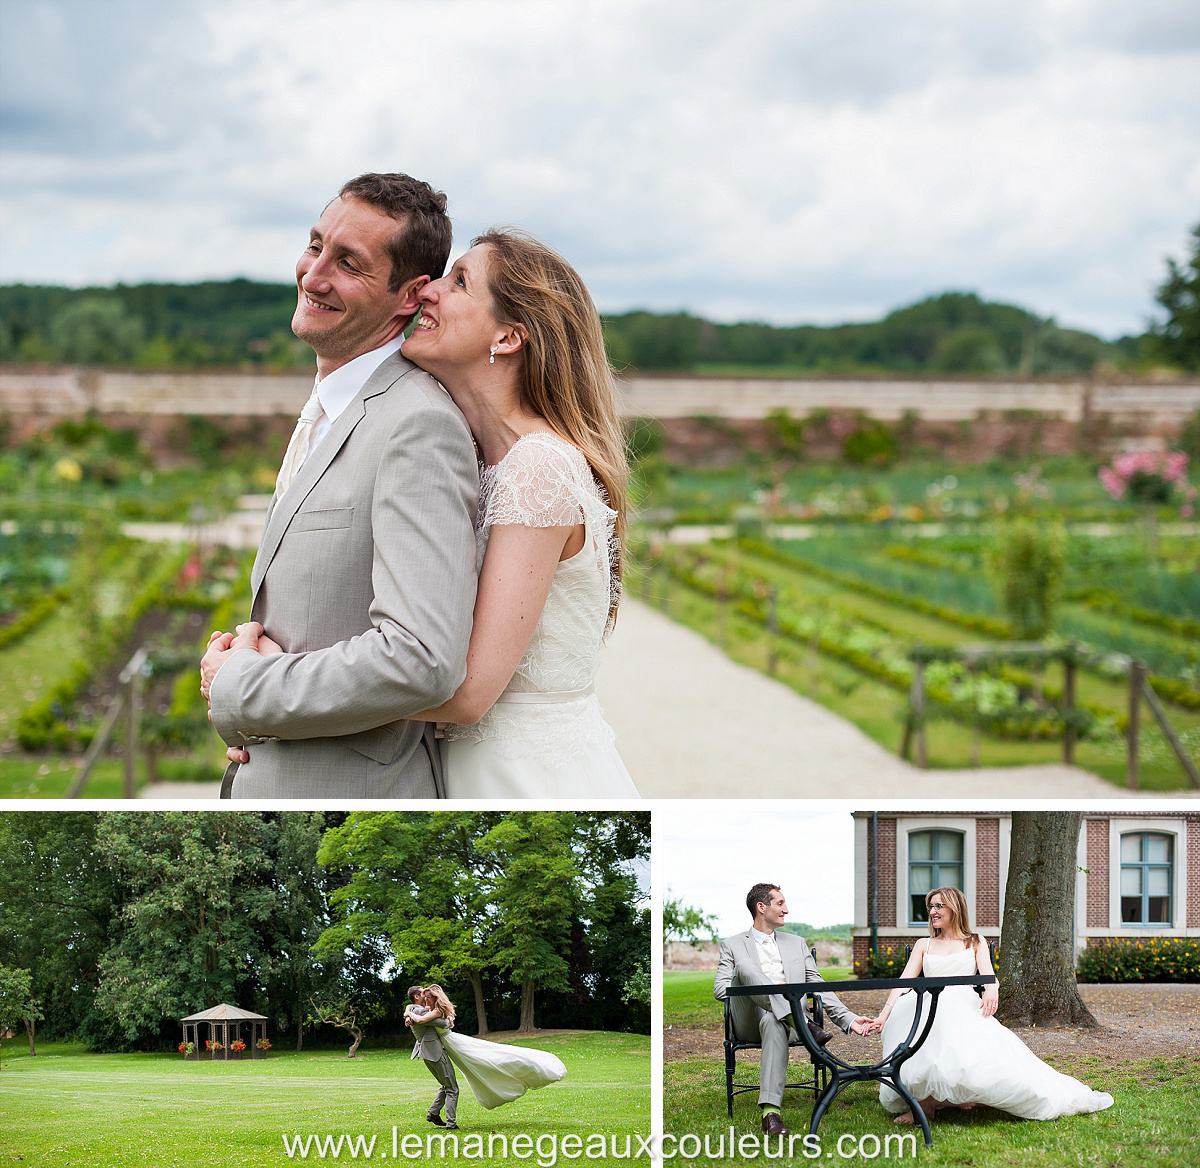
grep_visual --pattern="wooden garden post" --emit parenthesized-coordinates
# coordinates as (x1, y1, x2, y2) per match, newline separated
(1062, 647, 1076, 766)
(1127, 658, 1145, 790)
(912, 655, 927, 768)
(767, 584, 779, 675)
(124, 661, 142, 799)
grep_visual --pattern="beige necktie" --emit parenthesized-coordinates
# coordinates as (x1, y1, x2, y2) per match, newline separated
(275, 390, 325, 496)
(759, 935, 786, 984)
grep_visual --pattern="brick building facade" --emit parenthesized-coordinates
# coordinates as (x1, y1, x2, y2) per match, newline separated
(852, 811, 1199, 969)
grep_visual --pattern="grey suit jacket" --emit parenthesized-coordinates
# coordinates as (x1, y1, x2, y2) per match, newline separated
(408, 1013, 449, 1063)
(210, 352, 479, 798)
(713, 928, 856, 1032)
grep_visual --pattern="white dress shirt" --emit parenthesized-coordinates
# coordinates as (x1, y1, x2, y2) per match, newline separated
(752, 926, 786, 985)
(310, 335, 405, 449)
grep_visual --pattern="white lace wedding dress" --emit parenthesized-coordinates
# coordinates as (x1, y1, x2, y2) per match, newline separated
(443, 432, 639, 798)
(879, 947, 1114, 1121)
(442, 1029, 567, 1109)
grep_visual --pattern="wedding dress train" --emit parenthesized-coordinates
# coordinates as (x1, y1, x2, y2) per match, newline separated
(441, 1030, 567, 1109)
(879, 948, 1114, 1121)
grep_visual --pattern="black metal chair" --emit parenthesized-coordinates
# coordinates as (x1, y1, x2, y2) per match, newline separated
(722, 947, 831, 1118)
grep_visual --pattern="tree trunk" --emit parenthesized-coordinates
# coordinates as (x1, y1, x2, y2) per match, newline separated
(24, 1017, 36, 1056)
(998, 812, 1098, 1028)
(469, 971, 489, 1036)
(517, 980, 536, 1033)
(347, 1026, 363, 1058)
(295, 1025, 304, 1053)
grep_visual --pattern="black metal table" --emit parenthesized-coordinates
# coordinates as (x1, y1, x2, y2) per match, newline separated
(727, 974, 996, 1147)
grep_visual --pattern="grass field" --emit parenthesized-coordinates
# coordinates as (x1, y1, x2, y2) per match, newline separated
(664, 971, 1194, 1167)
(1, 1033, 650, 1166)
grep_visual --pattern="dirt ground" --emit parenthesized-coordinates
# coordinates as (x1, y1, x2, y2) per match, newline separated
(666, 982, 1200, 1068)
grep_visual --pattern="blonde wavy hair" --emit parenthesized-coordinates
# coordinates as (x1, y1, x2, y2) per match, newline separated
(926, 887, 980, 949)
(422, 984, 456, 1024)
(474, 229, 629, 625)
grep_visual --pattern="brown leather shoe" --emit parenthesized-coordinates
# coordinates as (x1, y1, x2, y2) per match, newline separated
(761, 1112, 790, 1137)
(807, 1023, 833, 1047)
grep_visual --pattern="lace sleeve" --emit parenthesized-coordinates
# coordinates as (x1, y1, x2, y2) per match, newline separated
(481, 434, 589, 530)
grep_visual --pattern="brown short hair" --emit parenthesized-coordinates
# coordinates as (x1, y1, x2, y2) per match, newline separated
(746, 883, 780, 918)
(338, 173, 452, 293)
(405, 985, 424, 1003)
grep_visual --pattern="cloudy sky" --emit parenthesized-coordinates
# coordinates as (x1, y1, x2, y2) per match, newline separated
(2, 0, 1198, 337)
(657, 805, 856, 935)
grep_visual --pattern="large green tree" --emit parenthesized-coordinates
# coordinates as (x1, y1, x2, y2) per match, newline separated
(317, 811, 504, 1034)
(93, 812, 277, 1044)
(261, 812, 340, 1051)
(0, 812, 116, 1048)
(1151, 222, 1200, 371)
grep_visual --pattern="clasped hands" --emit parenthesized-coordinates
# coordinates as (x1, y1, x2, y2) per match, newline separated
(199, 621, 283, 762)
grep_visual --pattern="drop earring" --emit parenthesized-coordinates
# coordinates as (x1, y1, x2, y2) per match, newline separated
(489, 346, 497, 365)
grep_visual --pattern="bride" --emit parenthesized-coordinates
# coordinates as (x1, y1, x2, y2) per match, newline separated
(872, 887, 1114, 1124)
(223, 229, 638, 798)
(406, 984, 566, 1109)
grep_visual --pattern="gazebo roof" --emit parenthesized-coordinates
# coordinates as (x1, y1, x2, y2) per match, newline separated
(181, 1003, 268, 1023)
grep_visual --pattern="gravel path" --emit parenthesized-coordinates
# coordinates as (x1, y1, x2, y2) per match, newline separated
(143, 597, 1184, 800)
(595, 600, 1174, 799)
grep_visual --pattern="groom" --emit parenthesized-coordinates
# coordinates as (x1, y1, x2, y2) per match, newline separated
(405, 987, 460, 1130)
(201, 173, 479, 798)
(714, 883, 873, 1138)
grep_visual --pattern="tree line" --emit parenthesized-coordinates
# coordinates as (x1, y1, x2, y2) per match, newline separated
(4, 218, 1198, 376)
(0, 810, 650, 1055)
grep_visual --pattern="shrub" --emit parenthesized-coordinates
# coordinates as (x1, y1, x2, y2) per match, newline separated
(988, 518, 1065, 639)
(854, 945, 910, 979)
(1076, 937, 1200, 983)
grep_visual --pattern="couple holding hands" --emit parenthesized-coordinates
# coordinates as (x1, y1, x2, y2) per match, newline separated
(199, 172, 637, 800)
(715, 883, 1113, 1136)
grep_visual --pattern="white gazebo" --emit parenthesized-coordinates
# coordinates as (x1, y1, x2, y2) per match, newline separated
(180, 1004, 269, 1060)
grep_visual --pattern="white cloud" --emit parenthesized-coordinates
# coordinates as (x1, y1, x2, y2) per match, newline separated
(2, 0, 1198, 335)
(658, 805, 857, 937)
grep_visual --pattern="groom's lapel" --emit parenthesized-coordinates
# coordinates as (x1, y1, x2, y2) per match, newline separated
(251, 354, 416, 599)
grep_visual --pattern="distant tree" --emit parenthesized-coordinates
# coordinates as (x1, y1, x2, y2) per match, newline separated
(1150, 222, 1200, 371)
(481, 813, 578, 1032)
(998, 813, 1097, 1028)
(49, 295, 145, 364)
(0, 812, 116, 1048)
(931, 325, 1006, 373)
(306, 995, 378, 1058)
(93, 813, 276, 1044)
(663, 891, 719, 962)
(262, 813, 338, 1052)
(316, 811, 503, 1035)
(0, 965, 37, 1068)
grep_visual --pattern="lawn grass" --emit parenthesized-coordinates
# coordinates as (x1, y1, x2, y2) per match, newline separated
(1, 1033, 650, 1166)
(664, 972, 1194, 1166)
(665, 1055, 1190, 1167)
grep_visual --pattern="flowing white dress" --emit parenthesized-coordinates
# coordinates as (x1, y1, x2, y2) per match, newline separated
(879, 948, 1114, 1121)
(441, 1029, 567, 1110)
(443, 432, 639, 798)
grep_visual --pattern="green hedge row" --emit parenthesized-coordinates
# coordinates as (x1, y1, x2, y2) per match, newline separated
(1076, 937, 1200, 983)
(15, 545, 193, 750)
(855, 937, 1197, 983)
(739, 537, 1200, 712)
(0, 587, 70, 651)
(645, 542, 1112, 741)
